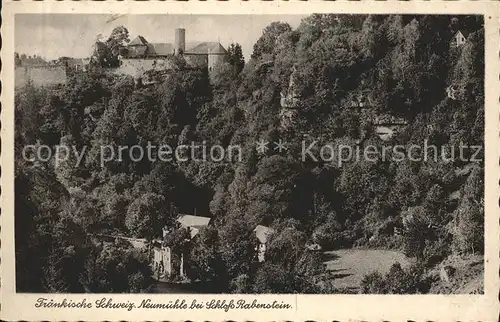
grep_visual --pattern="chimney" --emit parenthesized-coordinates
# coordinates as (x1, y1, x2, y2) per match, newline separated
(174, 28, 185, 55)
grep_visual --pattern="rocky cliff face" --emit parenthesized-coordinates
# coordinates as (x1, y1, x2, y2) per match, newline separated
(279, 67, 300, 129)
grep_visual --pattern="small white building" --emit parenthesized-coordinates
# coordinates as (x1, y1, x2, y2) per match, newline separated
(152, 242, 172, 277)
(177, 214, 211, 277)
(452, 30, 469, 48)
(373, 114, 408, 141)
(254, 225, 274, 262)
(152, 215, 212, 279)
(177, 214, 211, 238)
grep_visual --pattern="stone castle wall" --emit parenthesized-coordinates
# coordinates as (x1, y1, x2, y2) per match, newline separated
(208, 54, 227, 71)
(115, 58, 175, 78)
(184, 54, 208, 68)
(15, 65, 67, 88)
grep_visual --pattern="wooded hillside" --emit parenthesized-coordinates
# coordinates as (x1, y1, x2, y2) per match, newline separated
(15, 14, 484, 293)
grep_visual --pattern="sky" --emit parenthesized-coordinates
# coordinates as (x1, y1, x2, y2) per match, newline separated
(15, 14, 307, 61)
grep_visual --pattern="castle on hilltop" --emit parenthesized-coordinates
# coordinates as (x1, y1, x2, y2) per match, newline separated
(15, 58, 90, 89)
(116, 28, 228, 83)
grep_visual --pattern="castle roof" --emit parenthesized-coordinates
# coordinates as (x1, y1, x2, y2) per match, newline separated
(186, 42, 227, 55)
(129, 35, 148, 46)
(126, 35, 226, 57)
(146, 43, 174, 56)
(127, 36, 174, 57)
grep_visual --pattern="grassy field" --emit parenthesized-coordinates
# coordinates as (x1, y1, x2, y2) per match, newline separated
(323, 249, 412, 291)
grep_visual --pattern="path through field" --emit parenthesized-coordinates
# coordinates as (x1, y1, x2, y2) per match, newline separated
(324, 249, 412, 291)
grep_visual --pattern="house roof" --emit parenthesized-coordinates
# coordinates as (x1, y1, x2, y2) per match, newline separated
(186, 42, 227, 55)
(374, 114, 408, 126)
(129, 35, 149, 46)
(455, 30, 470, 38)
(177, 215, 211, 228)
(254, 225, 274, 244)
(188, 227, 201, 239)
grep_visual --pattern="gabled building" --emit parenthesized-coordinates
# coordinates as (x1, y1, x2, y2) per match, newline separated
(451, 30, 469, 48)
(124, 35, 174, 58)
(177, 214, 211, 238)
(152, 240, 172, 278)
(254, 225, 274, 262)
(184, 41, 228, 71)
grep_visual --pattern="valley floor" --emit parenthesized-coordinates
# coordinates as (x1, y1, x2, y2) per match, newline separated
(323, 249, 484, 294)
(323, 249, 412, 291)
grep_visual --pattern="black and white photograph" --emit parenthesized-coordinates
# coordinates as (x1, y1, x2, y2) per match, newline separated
(14, 13, 485, 295)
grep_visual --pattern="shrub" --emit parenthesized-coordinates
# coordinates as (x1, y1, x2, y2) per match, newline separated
(361, 271, 386, 294)
(252, 263, 295, 293)
(229, 274, 251, 293)
(360, 263, 431, 294)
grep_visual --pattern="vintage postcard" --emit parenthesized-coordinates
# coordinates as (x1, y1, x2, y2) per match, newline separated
(1, 0, 499, 321)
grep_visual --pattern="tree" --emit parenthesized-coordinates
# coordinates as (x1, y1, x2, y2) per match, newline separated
(401, 206, 432, 258)
(219, 219, 257, 280)
(360, 271, 386, 294)
(451, 196, 483, 255)
(312, 217, 342, 249)
(15, 165, 91, 293)
(451, 166, 484, 255)
(42, 218, 89, 292)
(245, 155, 311, 225)
(101, 193, 130, 231)
(15, 52, 22, 66)
(107, 26, 130, 56)
(125, 193, 170, 239)
(82, 242, 152, 293)
(252, 262, 296, 293)
(360, 263, 430, 294)
(358, 15, 386, 60)
(91, 26, 130, 68)
(227, 43, 245, 73)
(91, 40, 112, 68)
(68, 191, 101, 232)
(15, 83, 48, 145)
(265, 225, 307, 271)
(164, 227, 191, 254)
(55, 135, 82, 188)
(252, 22, 292, 59)
(187, 227, 226, 284)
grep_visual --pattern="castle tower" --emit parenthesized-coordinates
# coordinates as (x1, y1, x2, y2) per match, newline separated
(207, 43, 228, 71)
(174, 28, 185, 55)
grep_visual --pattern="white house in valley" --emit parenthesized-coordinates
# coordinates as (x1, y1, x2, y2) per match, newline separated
(451, 30, 469, 48)
(254, 225, 274, 262)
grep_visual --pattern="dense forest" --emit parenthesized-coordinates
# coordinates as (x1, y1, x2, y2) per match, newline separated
(15, 14, 484, 293)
